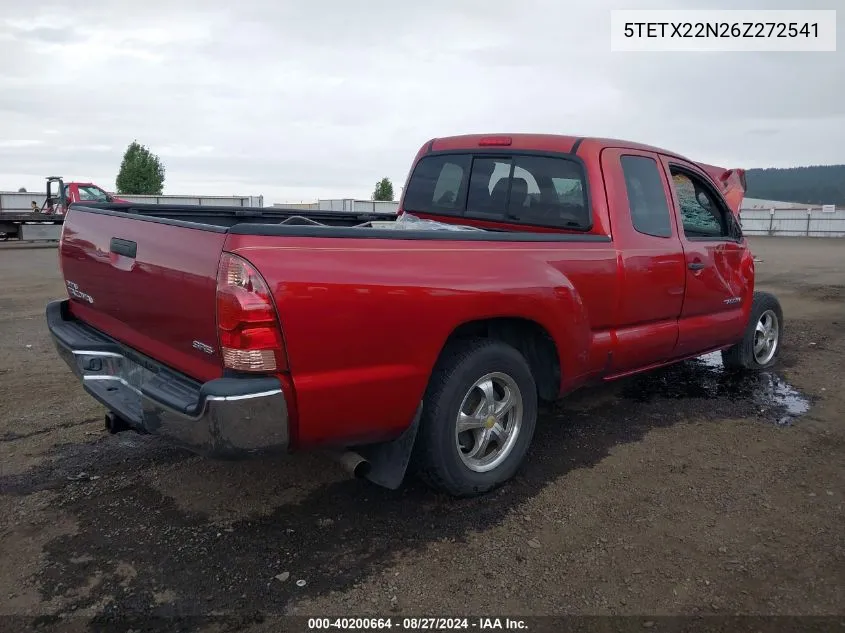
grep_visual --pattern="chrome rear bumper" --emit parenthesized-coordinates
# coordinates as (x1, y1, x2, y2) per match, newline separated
(46, 299, 289, 458)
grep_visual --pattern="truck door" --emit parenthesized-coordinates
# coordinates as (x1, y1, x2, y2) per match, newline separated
(599, 148, 686, 373)
(659, 156, 752, 356)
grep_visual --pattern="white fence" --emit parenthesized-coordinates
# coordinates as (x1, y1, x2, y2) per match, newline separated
(739, 207, 845, 238)
(273, 198, 399, 214)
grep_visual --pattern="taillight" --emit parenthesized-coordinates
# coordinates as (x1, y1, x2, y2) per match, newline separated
(215, 252, 287, 373)
(478, 136, 512, 146)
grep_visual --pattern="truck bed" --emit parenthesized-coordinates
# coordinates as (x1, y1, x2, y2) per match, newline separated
(74, 201, 398, 230)
(73, 202, 611, 242)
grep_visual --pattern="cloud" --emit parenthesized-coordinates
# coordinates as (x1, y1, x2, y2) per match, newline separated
(0, 139, 43, 148)
(7, 25, 85, 44)
(0, 0, 842, 202)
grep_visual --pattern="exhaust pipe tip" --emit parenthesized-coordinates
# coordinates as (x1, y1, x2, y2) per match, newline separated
(352, 458, 371, 479)
(325, 450, 371, 479)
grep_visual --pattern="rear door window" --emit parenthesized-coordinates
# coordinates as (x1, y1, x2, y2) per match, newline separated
(620, 155, 673, 238)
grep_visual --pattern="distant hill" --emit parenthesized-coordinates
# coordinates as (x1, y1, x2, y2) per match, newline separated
(744, 165, 845, 206)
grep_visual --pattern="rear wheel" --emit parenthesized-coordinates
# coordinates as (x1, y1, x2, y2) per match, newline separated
(722, 291, 784, 370)
(414, 338, 538, 497)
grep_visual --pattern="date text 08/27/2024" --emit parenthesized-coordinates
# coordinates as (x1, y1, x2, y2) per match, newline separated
(307, 617, 528, 630)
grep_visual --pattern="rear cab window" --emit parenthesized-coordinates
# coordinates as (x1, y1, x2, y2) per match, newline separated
(402, 152, 591, 231)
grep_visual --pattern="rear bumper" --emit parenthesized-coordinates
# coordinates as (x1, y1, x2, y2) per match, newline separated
(46, 299, 289, 458)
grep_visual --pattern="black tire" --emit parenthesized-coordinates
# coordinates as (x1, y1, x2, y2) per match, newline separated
(414, 338, 538, 497)
(721, 291, 784, 371)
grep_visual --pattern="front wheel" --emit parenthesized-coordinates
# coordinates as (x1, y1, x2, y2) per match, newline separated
(722, 291, 784, 370)
(414, 338, 538, 497)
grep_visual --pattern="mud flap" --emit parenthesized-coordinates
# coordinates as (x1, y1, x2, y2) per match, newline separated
(356, 403, 422, 490)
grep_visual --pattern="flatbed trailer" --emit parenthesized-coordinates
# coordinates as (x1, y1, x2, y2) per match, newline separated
(0, 214, 64, 242)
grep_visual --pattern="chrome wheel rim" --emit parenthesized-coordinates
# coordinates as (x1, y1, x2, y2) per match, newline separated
(753, 309, 779, 365)
(455, 372, 523, 473)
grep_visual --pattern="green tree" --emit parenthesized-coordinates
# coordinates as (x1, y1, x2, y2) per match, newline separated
(372, 177, 394, 201)
(115, 140, 166, 195)
(745, 164, 845, 205)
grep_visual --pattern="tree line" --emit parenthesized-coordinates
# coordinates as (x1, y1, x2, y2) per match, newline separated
(744, 164, 845, 206)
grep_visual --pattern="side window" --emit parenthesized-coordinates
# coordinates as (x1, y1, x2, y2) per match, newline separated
(620, 155, 672, 238)
(670, 169, 730, 239)
(466, 157, 513, 219)
(403, 155, 471, 214)
(78, 186, 109, 202)
(509, 155, 590, 229)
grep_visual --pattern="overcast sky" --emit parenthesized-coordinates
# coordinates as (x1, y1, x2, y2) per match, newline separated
(1, 0, 841, 203)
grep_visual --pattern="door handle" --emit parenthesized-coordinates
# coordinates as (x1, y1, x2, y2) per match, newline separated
(110, 237, 137, 258)
(688, 261, 706, 271)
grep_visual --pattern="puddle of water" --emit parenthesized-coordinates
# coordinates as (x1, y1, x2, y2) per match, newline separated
(621, 351, 811, 426)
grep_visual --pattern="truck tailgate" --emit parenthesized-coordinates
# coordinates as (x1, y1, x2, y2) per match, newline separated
(59, 209, 226, 382)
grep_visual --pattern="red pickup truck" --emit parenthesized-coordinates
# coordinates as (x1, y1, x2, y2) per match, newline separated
(46, 133, 782, 497)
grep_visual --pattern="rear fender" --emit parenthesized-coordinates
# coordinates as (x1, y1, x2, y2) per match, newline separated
(428, 272, 593, 398)
(229, 237, 595, 448)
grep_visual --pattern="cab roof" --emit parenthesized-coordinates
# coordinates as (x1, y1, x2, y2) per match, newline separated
(427, 133, 691, 162)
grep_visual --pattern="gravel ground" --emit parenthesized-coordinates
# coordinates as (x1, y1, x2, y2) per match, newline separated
(0, 237, 842, 632)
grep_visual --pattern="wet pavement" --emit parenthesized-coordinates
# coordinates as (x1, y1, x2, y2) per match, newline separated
(620, 352, 811, 427)
(0, 354, 817, 626)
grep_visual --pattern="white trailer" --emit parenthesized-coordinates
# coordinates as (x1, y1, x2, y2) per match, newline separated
(1, 191, 263, 213)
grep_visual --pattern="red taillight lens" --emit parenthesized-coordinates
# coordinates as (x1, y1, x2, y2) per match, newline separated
(215, 252, 287, 373)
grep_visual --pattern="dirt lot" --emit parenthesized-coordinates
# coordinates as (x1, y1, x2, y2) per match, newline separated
(0, 237, 842, 631)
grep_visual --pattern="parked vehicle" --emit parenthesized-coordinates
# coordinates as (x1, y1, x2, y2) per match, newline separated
(46, 133, 780, 497)
(0, 178, 130, 241)
(1, 178, 263, 241)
